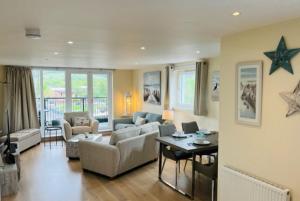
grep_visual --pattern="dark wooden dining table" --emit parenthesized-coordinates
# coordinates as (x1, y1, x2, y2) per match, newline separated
(156, 133, 218, 199)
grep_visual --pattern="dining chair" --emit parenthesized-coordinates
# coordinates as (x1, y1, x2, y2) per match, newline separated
(181, 121, 199, 134)
(195, 155, 218, 201)
(158, 124, 192, 188)
(182, 121, 216, 164)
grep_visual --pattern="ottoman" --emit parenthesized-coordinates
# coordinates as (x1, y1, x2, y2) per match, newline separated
(6, 129, 41, 152)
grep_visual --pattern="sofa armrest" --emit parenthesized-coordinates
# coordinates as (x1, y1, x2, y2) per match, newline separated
(62, 120, 72, 141)
(90, 118, 99, 134)
(79, 141, 120, 178)
(112, 118, 133, 130)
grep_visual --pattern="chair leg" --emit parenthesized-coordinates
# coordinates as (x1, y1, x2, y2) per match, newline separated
(162, 158, 167, 173)
(211, 180, 215, 201)
(175, 161, 178, 189)
(178, 160, 180, 173)
(184, 159, 188, 171)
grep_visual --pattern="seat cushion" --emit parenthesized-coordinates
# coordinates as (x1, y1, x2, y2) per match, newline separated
(139, 122, 160, 135)
(109, 127, 141, 145)
(115, 123, 136, 130)
(133, 112, 147, 123)
(71, 126, 91, 134)
(145, 113, 162, 123)
(10, 129, 40, 141)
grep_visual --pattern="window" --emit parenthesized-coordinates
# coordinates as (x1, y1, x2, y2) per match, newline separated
(176, 70, 195, 108)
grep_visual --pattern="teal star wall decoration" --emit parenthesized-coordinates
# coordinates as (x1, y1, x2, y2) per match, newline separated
(264, 36, 300, 75)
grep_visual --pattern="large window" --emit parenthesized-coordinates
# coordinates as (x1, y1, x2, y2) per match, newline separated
(174, 69, 195, 109)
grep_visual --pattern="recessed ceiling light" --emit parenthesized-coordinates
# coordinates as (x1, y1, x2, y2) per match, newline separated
(232, 11, 240, 16)
(135, 62, 139, 65)
(53, 52, 59, 55)
(196, 50, 201, 54)
(67, 41, 74, 45)
(140, 46, 146, 50)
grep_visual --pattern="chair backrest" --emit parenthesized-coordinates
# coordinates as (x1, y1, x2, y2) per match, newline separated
(158, 124, 176, 137)
(64, 112, 90, 125)
(181, 121, 199, 134)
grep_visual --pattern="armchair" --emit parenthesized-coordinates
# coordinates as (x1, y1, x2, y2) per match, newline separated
(62, 112, 99, 141)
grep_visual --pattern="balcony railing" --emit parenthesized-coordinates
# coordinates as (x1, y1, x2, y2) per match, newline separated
(36, 97, 108, 127)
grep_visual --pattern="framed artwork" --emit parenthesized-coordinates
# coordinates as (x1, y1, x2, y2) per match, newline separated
(144, 71, 161, 105)
(236, 61, 263, 126)
(211, 71, 220, 102)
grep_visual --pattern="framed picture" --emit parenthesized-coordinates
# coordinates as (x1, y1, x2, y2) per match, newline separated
(211, 71, 220, 102)
(144, 71, 161, 105)
(236, 61, 263, 126)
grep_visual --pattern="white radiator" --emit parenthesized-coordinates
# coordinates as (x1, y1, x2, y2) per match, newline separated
(220, 166, 290, 201)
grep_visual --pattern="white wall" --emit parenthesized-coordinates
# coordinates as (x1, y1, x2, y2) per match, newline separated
(219, 17, 300, 200)
(132, 59, 219, 131)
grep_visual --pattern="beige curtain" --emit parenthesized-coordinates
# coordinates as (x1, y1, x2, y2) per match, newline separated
(193, 61, 208, 116)
(3, 66, 39, 133)
(163, 64, 171, 110)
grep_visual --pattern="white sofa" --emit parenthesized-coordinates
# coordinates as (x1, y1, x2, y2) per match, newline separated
(78, 122, 160, 178)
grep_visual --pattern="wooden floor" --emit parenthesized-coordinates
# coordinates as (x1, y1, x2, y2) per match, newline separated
(3, 143, 213, 201)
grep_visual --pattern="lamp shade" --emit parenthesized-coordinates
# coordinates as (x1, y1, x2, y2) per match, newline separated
(162, 110, 174, 121)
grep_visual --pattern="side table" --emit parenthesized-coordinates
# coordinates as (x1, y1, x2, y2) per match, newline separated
(0, 164, 18, 197)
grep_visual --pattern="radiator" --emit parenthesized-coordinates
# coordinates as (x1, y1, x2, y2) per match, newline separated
(219, 166, 290, 201)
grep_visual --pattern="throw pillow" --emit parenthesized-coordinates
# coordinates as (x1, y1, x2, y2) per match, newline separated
(135, 116, 146, 126)
(72, 117, 90, 127)
(139, 121, 160, 135)
(109, 127, 141, 145)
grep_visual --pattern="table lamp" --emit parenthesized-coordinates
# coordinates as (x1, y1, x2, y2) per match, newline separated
(162, 109, 174, 124)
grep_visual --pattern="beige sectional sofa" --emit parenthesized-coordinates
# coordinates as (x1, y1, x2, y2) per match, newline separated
(78, 122, 160, 178)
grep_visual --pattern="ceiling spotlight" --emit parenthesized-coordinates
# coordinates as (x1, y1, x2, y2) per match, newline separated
(67, 41, 74, 45)
(53, 52, 59, 55)
(25, 28, 41, 39)
(232, 11, 240, 16)
(135, 62, 139, 65)
(196, 50, 201, 54)
(140, 46, 146, 50)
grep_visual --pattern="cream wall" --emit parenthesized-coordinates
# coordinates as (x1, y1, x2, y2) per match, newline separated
(0, 66, 4, 130)
(132, 60, 219, 131)
(113, 69, 134, 118)
(219, 18, 300, 200)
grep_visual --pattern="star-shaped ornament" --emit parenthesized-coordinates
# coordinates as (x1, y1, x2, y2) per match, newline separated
(280, 81, 300, 117)
(264, 36, 300, 75)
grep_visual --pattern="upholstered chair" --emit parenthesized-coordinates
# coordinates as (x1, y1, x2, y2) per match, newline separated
(62, 112, 99, 140)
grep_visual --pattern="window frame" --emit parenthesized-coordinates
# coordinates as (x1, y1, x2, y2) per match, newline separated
(172, 65, 196, 110)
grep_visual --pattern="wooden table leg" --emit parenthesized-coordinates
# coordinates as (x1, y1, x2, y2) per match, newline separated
(191, 152, 196, 200)
(158, 143, 162, 179)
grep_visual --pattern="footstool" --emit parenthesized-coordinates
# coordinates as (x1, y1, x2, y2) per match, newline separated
(66, 134, 102, 159)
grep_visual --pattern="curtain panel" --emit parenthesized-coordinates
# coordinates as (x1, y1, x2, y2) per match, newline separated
(163, 64, 174, 110)
(3, 66, 39, 133)
(193, 61, 208, 116)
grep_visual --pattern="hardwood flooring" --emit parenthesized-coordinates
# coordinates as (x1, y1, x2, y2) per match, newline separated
(3, 143, 213, 201)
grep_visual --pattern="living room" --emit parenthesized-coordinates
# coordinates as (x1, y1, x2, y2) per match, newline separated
(0, 1, 300, 201)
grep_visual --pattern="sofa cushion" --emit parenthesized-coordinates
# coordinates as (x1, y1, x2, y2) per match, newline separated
(72, 116, 90, 126)
(133, 112, 147, 123)
(145, 113, 162, 123)
(109, 127, 141, 145)
(115, 123, 135, 130)
(72, 126, 91, 134)
(9, 129, 40, 141)
(135, 116, 146, 126)
(139, 122, 160, 135)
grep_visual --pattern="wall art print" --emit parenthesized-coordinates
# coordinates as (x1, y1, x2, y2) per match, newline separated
(236, 61, 263, 126)
(144, 71, 161, 105)
(211, 71, 220, 102)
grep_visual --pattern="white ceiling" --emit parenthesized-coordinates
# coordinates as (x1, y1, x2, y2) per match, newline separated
(0, 0, 300, 69)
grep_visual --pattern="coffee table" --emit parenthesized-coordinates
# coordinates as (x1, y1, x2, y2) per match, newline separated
(66, 134, 102, 159)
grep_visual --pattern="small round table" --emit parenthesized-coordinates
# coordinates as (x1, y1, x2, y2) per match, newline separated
(44, 126, 63, 148)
